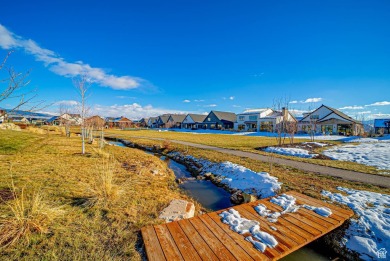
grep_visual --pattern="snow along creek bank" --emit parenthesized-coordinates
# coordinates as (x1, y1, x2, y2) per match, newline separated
(322, 187, 390, 260)
(168, 151, 281, 201)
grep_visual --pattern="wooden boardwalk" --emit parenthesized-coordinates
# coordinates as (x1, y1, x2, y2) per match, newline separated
(141, 191, 354, 260)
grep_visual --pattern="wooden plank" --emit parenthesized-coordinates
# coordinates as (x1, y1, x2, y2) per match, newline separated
(141, 226, 166, 261)
(236, 205, 294, 253)
(166, 222, 202, 261)
(198, 214, 254, 261)
(286, 191, 353, 218)
(208, 212, 270, 261)
(177, 219, 219, 261)
(260, 201, 330, 233)
(241, 203, 306, 247)
(299, 207, 339, 226)
(142, 191, 354, 261)
(189, 217, 237, 261)
(155, 225, 184, 261)
(261, 201, 321, 237)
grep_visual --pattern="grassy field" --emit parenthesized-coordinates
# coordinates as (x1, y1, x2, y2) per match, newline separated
(104, 129, 383, 175)
(0, 129, 198, 260)
(121, 138, 390, 199)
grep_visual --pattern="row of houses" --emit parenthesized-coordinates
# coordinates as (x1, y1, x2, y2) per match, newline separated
(146, 105, 372, 136)
(2, 106, 388, 135)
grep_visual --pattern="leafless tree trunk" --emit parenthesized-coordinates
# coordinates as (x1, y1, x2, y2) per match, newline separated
(273, 97, 290, 146)
(58, 104, 72, 137)
(74, 75, 90, 155)
(286, 121, 297, 145)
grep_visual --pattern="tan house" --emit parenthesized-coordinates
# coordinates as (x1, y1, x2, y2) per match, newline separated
(105, 116, 133, 129)
(298, 104, 363, 135)
(85, 115, 105, 129)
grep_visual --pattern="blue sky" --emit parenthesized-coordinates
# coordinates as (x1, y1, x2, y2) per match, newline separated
(0, 0, 389, 119)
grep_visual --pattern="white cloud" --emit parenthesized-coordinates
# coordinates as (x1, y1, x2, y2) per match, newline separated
(204, 104, 217, 107)
(304, 97, 322, 103)
(366, 101, 390, 106)
(339, 105, 364, 110)
(55, 100, 79, 106)
(232, 105, 241, 108)
(194, 99, 205, 102)
(371, 113, 390, 118)
(289, 98, 322, 104)
(183, 99, 191, 103)
(92, 103, 191, 118)
(229, 96, 235, 100)
(115, 96, 136, 99)
(0, 24, 144, 90)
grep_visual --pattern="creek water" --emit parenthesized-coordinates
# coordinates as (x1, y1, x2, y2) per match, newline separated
(110, 140, 337, 261)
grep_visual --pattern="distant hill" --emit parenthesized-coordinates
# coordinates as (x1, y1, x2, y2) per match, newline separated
(3, 109, 56, 119)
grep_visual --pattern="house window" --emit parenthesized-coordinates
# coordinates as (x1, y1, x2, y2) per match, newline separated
(238, 116, 245, 121)
(249, 116, 257, 121)
(310, 115, 319, 119)
(238, 124, 245, 130)
(260, 121, 273, 132)
(208, 118, 211, 121)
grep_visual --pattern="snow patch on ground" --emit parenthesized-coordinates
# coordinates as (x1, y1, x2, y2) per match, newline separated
(323, 142, 390, 171)
(220, 208, 278, 252)
(264, 147, 318, 158)
(303, 142, 328, 147)
(169, 152, 281, 198)
(322, 187, 390, 260)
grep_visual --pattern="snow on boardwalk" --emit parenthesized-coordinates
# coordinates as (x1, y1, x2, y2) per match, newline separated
(141, 191, 353, 261)
(324, 142, 390, 171)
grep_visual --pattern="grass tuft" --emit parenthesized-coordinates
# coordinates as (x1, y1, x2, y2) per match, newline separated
(0, 185, 62, 248)
(81, 156, 120, 208)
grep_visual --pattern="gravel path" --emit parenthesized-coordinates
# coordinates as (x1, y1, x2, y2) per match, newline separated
(110, 134, 390, 188)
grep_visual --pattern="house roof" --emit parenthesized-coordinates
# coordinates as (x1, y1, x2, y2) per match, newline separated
(187, 114, 207, 123)
(300, 104, 361, 124)
(170, 114, 186, 123)
(158, 115, 171, 123)
(211, 111, 236, 122)
(374, 119, 390, 128)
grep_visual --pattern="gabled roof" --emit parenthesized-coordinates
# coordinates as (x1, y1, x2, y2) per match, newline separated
(211, 111, 236, 122)
(170, 114, 186, 123)
(187, 114, 207, 123)
(158, 115, 171, 123)
(300, 104, 361, 124)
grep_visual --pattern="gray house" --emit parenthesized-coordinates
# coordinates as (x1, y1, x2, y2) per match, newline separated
(156, 115, 173, 128)
(169, 114, 187, 128)
(201, 111, 236, 130)
(182, 114, 207, 129)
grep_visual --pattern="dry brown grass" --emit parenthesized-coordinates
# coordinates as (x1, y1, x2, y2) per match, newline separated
(0, 182, 62, 248)
(0, 130, 197, 260)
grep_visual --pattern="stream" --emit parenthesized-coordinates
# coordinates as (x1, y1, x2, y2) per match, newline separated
(109, 140, 337, 261)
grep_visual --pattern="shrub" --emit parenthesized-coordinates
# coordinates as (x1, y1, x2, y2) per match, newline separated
(0, 186, 62, 248)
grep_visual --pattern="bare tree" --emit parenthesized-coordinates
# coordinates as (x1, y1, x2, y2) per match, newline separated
(58, 104, 72, 137)
(74, 75, 90, 155)
(273, 97, 291, 146)
(285, 120, 297, 145)
(0, 51, 46, 115)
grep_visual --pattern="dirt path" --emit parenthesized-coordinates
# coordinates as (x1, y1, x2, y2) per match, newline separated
(110, 134, 390, 188)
